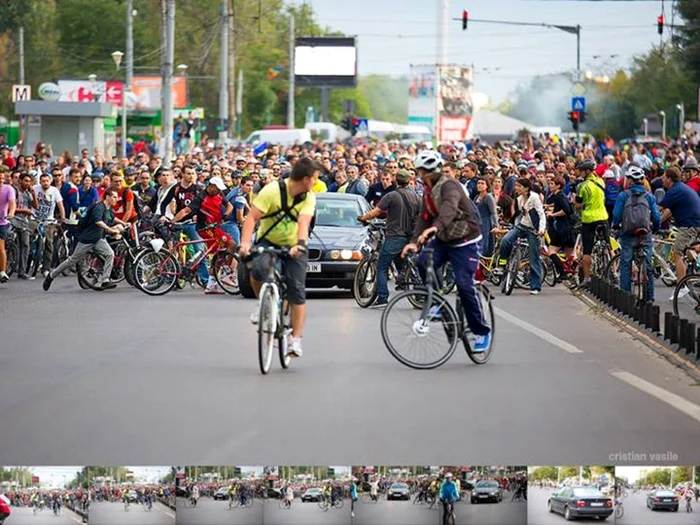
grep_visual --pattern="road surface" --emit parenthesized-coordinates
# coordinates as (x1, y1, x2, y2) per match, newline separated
(88, 501, 175, 524)
(263, 499, 350, 524)
(352, 495, 526, 525)
(616, 491, 696, 525)
(0, 279, 699, 464)
(175, 497, 262, 524)
(5, 505, 84, 524)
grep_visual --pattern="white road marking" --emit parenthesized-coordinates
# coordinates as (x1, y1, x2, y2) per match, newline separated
(611, 370, 700, 424)
(495, 307, 584, 354)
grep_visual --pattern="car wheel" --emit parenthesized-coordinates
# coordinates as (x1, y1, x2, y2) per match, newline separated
(237, 260, 255, 298)
(564, 506, 574, 521)
(598, 516, 608, 521)
(548, 501, 553, 513)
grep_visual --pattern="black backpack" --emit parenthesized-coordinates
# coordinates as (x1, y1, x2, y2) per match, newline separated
(256, 179, 316, 243)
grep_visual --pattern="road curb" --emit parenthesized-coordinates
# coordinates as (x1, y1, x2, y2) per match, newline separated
(574, 289, 700, 383)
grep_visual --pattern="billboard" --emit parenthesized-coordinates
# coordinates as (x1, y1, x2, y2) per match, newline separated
(408, 64, 437, 129)
(437, 65, 473, 141)
(57, 80, 124, 107)
(130, 75, 188, 111)
(294, 37, 357, 87)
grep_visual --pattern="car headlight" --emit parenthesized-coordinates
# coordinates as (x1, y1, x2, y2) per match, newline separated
(330, 249, 362, 260)
(490, 492, 497, 495)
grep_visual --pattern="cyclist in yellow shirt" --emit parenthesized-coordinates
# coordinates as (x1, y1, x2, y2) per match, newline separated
(574, 159, 609, 287)
(312, 177, 327, 193)
(239, 156, 322, 358)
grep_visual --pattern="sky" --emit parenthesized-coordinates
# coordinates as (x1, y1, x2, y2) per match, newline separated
(291, 0, 673, 104)
(615, 466, 687, 484)
(3, 467, 84, 488)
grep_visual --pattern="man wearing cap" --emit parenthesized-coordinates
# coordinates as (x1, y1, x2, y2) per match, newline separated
(358, 169, 420, 306)
(172, 176, 236, 294)
(235, 156, 247, 173)
(682, 157, 700, 194)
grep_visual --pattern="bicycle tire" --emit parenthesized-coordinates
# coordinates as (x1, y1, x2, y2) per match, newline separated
(57, 235, 71, 277)
(76, 253, 105, 291)
(604, 253, 622, 286)
(279, 301, 291, 369)
(133, 250, 179, 296)
(672, 274, 700, 317)
(110, 244, 128, 283)
(258, 286, 276, 375)
(212, 251, 241, 295)
(333, 498, 344, 509)
(5, 241, 18, 277)
(279, 499, 291, 510)
(542, 256, 556, 287)
(502, 248, 520, 296)
(635, 255, 647, 303)
(462, 285, 496, 365)
(29, 236, 44, 277)
(615, 504, 624, 519)
(352, 256, 378, 308)
(381, 289, 459, 369)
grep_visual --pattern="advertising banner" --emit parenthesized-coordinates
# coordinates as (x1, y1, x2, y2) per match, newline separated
(437, 65, 473, 141)
(57, 80, 123, 107)
(130, 75, 188, 110)
(407, 64, 437, 129)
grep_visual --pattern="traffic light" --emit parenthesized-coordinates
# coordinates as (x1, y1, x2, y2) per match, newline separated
(579, 110, 587, 124)
(657, 14, 664, 35)
(351, 118, 359, 136)
(341, 115, 352, 131)
(462, 10, 468, 31)
(568, 110, 581, 131)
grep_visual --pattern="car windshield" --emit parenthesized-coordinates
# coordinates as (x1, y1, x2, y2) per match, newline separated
(572, 487, 604, 498)
(655, 490, 675, 496)
(307, 488, 320, 493)
(391, 484, 407, 489)
(476, 481, 498, 488)
(316, 198, 363, 228)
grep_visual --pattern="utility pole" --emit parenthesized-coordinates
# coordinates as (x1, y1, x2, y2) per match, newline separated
(576, 24, 581, 75)
(123, 0, 133, 159)
(227, 0, 235, 137)
(320, 87, 329, 122)
(287, 15, 295, 128)
(236, 68, 243, 138)
(18, 26, 25, 151)
(162, 0, 175, 166)
(438, 0, 449, 65)
(219, 0, 229, 144)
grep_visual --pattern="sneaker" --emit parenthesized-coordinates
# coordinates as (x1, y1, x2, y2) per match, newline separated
(289, 338, 303, 358)
(42, 270, 49, 278)
(578, 277, 591, 289)
(204, 284, 225, 295)
(473, 333, 491, 353)
(0, 271, 8, 283)
(671, 286, 689, 302)
(42, 274, 54, 291)
(530, 289, 540, 295)
(250, 308, 260, 325)
(373, 298, 388, 307)
(428, 305, 443, 320)
(100, 282, 117, 290)
(351, 511, 355, 518)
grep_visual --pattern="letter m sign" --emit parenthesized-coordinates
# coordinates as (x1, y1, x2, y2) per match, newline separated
(12, 84, 31, 102)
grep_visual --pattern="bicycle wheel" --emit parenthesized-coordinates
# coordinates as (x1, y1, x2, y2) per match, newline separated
(110, 244, 127, 283)
(381, 289, 459, 369)
(462, 285, 496, 365)
(604, 253, 622, 286)
(615, 504, 624, 519)
(634, 255, 648, 303)
(501, 249, 520, 296)
(212, 251, 241, 295)
(133, 250, 179, 296)
(278, 302, 291, 369)
(76, 252, 105, 291)
(672, 274, 700, 318)
(5, 241, 18, 277)
(542, 256, 556, 287)
(353, 256, 378, 307)
(28, 237, 43, 277)
(258, 286, 277, 374)
(56, 235, 71, 277)
(333, 498, 344, 509)
(279, 499, 290, 510)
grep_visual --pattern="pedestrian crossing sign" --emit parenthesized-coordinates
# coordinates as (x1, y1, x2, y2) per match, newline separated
(571, 97, 586, 112)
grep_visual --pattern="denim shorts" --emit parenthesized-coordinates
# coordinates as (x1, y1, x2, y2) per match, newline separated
(0, 224, 9, 241)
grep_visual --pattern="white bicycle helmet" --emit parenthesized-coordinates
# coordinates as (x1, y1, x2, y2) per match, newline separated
(413, 150, 444, 171)
(626, 165, 645, 180)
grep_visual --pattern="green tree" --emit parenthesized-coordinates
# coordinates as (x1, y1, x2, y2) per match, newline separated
(675, 0, 700, 85)
(530, 467, 558, 482)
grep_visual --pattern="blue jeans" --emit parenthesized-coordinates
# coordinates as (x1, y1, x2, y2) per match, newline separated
(417, 239, 490, 336)
(377, 236, 409, 301)
(182, 223, 209, 282)
(498, 226, 542, 291)
(619, 233, 654, 301)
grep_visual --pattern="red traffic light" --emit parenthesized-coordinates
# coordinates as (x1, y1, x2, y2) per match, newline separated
(462, 10, 468, 31)
(570, 111, 580, 121)
(657, 14, 664, 35)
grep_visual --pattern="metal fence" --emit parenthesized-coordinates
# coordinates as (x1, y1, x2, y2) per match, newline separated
(589, 275, 700, 362)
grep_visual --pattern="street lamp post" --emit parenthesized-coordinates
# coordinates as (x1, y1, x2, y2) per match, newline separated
(111, 50, 127, 158)
(643, 118, 649, 138)
(176, 64, 188, 106)
(676, 103, 685, 139)
(659, 111, 666, 139)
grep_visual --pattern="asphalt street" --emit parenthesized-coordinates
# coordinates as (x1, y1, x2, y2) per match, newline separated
(263, 499, 350, 524)
(88, 501, 175, 524)
(352, 495, 526, 525)
(175, 497, 262, 524)
(5, 506, 84, 524)
(616, 491, 696, 525)
(528, 487, 599, 525)
(1, 278, 700, 465)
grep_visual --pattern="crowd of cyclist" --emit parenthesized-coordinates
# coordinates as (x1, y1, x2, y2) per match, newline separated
(0, 134, 698, 312)
(0, 487, 89, 515)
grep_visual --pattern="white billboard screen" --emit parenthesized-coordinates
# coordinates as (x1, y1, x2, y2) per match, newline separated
(294, 37, 356, 87)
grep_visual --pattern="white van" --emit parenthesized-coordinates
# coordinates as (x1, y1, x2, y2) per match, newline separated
(304, 122, 350, 143)
(244, 128, 311, 147)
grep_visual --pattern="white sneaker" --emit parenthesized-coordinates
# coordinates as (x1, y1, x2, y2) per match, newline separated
(351, 511, 355, 518)
(671, 286, 689, 301)
(0, 271, 8, 283)
(250, 308, 260, 324)
(530, 289, 540, 295)
(204, 283, 224, 295)
(289, 338, 303, 358)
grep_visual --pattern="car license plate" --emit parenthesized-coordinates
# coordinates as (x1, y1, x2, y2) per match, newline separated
(479, 494, 487, 498)
(591, 502, 603, 507)
(307, 262, 321, 273)
(663, 499, 671, 502)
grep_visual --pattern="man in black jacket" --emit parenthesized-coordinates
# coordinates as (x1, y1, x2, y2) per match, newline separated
(402, 150, 492, 353)
(365, 170, 395, 207)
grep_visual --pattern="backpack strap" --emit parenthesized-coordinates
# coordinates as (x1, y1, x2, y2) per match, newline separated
(256, 179, 308, 243)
